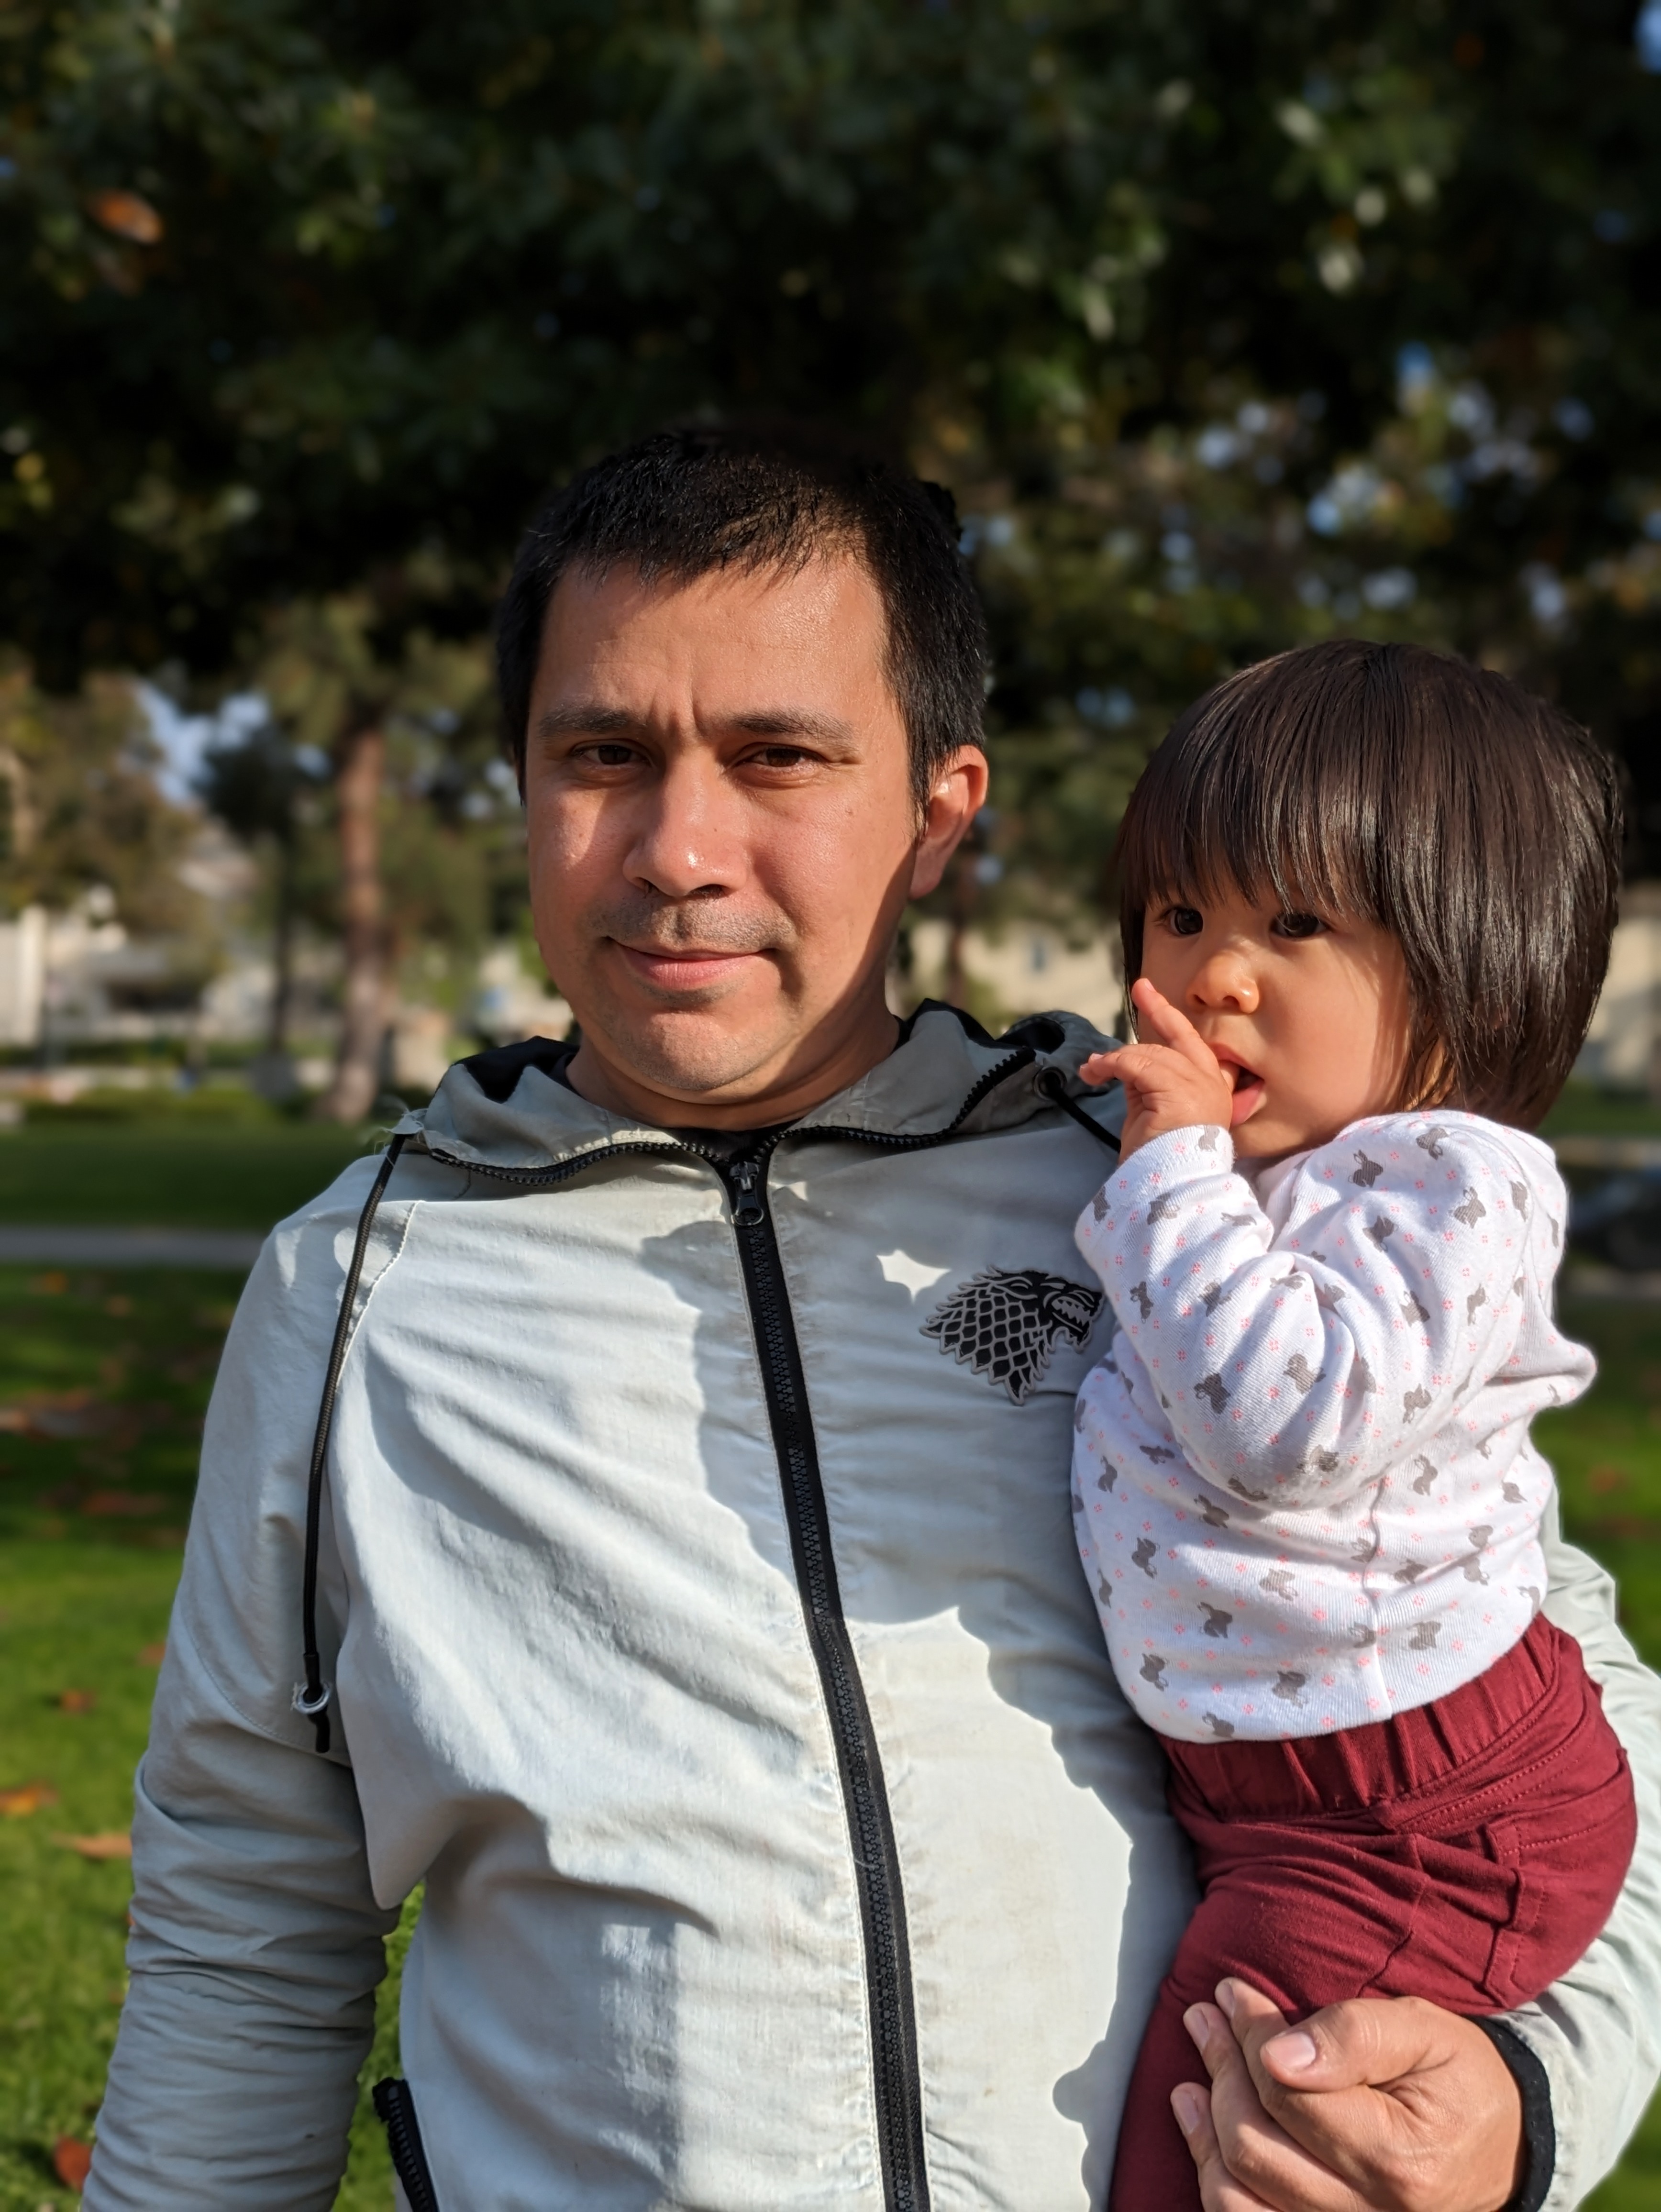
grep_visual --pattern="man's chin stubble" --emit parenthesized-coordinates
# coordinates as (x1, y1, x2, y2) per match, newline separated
(593, 1009, 795, 1101)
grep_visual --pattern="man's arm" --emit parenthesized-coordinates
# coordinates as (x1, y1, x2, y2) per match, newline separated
(85, 1160, 410, 2209)
(85, 1632, 397, 2210)
(1166, 1498, 1661, 2211)
(1509, 1497, 1661, 2206)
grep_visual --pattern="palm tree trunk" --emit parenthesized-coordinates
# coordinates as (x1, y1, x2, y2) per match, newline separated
(267, 831, 297, 1059)
(316, 723, 389, 1123)
(943, 844, 977, 1009)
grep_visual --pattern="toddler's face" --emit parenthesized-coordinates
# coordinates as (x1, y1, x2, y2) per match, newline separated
(1139, 882, 1413, 1161)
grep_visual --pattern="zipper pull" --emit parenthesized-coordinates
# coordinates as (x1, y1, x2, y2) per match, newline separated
(730, 1156, 765, 1228)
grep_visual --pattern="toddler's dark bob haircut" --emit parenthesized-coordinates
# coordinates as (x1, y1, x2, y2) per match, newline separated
(1115, 639, 1623, 1129)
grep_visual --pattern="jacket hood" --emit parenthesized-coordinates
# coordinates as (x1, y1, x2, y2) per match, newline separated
(401, 1002, 1117, 1177)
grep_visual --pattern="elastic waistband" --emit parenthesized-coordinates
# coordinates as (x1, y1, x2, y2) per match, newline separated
(1165, 1615, 1586, 1825)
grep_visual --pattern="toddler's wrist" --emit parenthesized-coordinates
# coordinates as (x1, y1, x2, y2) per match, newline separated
(1078, 1124, 1236, 1243)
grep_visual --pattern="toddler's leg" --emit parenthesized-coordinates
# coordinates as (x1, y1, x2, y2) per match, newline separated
(1108, 1965, 1215, 2212)
(1107, 1838, 1429, 2211)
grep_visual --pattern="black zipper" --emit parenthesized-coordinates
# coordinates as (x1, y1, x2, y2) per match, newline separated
(373, 2076, 441, 2211)
(716, 1131, 930, 2212)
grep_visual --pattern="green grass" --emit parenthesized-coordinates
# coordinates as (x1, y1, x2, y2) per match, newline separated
(0, 1123, 372, 1230)
(1541, 1083, 1661, 1139)
(0, 1262, 400, 2209)
(0, 1249, 1658, 2204)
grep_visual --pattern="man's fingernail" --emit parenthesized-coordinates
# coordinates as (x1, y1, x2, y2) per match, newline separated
(1182, 2004, 1210, 2054)
(1172, 2085, 1204, 2137)
(1267, 2030, 1319, 2073)
(1214, 1980, 1237, 2020)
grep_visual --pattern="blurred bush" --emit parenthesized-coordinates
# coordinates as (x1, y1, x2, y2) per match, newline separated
(20, 1084, 287, 1126)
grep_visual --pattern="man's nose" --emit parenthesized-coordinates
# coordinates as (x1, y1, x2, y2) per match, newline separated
(623, 750, 745, 899)
(1186, 948, 1260, 1015)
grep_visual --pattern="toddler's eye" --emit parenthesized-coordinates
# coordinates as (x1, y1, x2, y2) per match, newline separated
(1273, 911, 1327, 940)
(1167, 906, 1204, 937)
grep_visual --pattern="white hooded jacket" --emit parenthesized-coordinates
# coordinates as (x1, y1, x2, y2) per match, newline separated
(85, 1007, 1661, 2211)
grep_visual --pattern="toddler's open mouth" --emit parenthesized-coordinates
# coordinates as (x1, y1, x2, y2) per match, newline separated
(1219, 1056, 1266, 1126)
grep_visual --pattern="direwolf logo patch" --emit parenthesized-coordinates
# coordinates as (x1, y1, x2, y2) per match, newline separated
(922, 1268, 1103, 1405)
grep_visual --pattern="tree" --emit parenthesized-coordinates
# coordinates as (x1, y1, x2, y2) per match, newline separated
(224, 597, 502, 1117)
(3, 0, 1660, 951)
(0, 657, 205, 936)
(197, 713, 320, 1068)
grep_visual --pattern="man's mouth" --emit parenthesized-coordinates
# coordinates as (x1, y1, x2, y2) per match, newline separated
(612, 942, 769, 994)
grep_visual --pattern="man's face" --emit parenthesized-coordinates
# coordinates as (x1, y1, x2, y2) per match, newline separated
(522, 555, 985, 1125)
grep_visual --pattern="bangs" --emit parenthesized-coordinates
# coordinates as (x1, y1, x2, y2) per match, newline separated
(1118, 663, 1384, 928)
(1112, 640, 1622, 1128)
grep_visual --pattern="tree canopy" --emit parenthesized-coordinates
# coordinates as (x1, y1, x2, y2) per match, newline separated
(3, 0, 1660, 922)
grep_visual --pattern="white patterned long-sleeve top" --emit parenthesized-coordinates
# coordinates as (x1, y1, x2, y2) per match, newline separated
(1071, 1111, 1593, 1743)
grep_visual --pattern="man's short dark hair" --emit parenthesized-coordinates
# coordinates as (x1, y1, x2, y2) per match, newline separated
(497, 421, 989, 810)
(1114, 638, 1623, 1128)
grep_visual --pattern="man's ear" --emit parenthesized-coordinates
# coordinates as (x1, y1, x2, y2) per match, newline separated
(908, 747, 990, 899)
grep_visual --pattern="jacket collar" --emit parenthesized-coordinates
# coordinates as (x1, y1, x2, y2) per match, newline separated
(402, 1002, 1116, 1176)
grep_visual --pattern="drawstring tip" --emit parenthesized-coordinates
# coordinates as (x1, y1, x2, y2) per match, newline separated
(293, 1679, 333, 1754)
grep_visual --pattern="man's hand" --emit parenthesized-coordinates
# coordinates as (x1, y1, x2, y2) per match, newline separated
(1081, 979, 1233, 1159)
(1170, 1980, 1526, 2212)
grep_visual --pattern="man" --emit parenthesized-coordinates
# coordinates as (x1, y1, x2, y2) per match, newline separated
(88, 426, 1660, 2210)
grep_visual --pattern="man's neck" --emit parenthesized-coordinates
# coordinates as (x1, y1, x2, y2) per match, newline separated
(564, 1005, 903, 1132)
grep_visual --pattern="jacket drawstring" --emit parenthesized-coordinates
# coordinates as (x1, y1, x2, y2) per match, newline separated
(295, 1133, 407, 1754)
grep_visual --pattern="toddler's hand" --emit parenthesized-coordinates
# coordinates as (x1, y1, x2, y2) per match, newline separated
(1081, 980, 1234, 1160)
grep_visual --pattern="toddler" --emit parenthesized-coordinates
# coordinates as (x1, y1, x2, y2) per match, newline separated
(1070, 639, 1637, 2209)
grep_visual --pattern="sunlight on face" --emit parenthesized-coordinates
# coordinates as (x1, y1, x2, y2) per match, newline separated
(520, 555, 986, 1128)
(1138, 882, 1414, 1161)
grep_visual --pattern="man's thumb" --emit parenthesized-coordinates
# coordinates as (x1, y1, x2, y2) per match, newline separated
(1259, 1998, 1428, 2092)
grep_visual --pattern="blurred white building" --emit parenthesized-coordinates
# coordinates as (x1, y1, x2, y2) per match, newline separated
(1577, 884, 1661, 1094)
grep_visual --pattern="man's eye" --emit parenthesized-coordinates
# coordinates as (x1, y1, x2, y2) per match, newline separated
(1167, 906, 1204, 937)
(750, 746, 814, 770)
(1273, 911, 1327, 940)
(582, 743, 638, 768)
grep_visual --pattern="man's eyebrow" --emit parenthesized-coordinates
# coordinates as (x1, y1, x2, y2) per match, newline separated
(532, 701, 641, 740)
(531, 703, 857, 744)
(728, 708, 856, 744)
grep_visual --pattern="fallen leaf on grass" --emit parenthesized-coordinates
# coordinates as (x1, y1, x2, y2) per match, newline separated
(105, 1294, 133, 1317)
(0, 1393, 125, 1441)
(56, 1690, 97, 1714)
(29, 1271, 68, 1295)
(136, 1641, 165, 1666)
(79, 1491, 164, 1519)
(53, 2135, 93, 2185)
(33, 1403, 122, 1441)
(0, 1781, 57, 1816)
(54, 1831, 132, 1860)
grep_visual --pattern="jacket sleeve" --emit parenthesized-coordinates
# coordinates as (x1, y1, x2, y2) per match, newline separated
(84, 1162, 404, 2211)
(1074, 1122, 1536, 1507)
(1509, 1498, 1661, 2210)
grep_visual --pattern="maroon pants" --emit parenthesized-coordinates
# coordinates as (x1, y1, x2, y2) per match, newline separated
(1110, 1616, 1636, 2211)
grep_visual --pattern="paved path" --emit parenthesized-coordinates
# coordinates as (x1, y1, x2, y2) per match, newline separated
(0, 1225, 263, 1269)
(1553, 1135, 1661, 1169)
